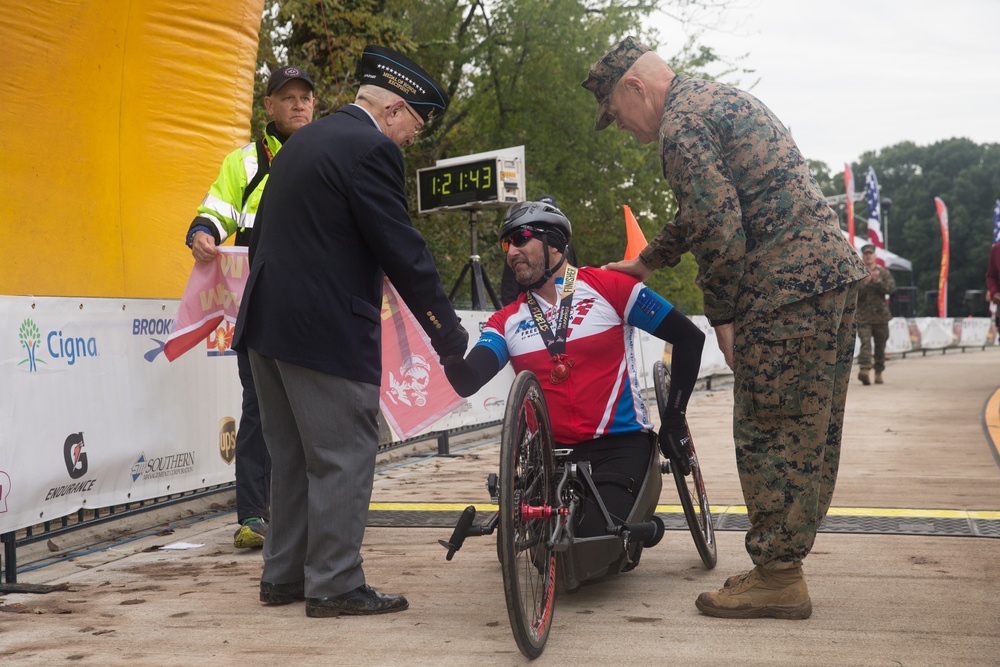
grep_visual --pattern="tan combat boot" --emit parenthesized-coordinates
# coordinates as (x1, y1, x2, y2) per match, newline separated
(857, 368, 870, 385)
(874, 370, 883, 384)
(696, 565, 812, 619)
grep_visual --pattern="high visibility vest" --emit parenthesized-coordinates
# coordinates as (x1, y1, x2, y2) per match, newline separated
(189, 126, 283, 247)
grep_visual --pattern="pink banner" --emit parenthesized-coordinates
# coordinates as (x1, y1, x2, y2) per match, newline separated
(165, 248, 248, 361)
(166, 255, 460, 439)
(935, 197, 949, 318)
(379, 279, 463, 439)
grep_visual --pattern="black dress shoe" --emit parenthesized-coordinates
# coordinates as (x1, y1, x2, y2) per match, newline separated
(260, 580, 305, 605)
(306, 584, 409, 617)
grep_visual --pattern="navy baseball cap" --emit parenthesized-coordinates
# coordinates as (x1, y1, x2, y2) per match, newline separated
(266, 66, 315, 96)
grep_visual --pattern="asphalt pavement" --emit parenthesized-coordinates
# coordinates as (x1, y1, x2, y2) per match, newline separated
(2, 348, 999, 666)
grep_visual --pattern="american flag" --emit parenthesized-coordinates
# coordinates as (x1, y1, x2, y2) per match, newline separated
(992, 199, 1000, 245)
(864, 167, 884, 250)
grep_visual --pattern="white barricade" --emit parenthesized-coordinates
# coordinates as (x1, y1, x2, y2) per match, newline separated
(3, 294, 988, 535)
(913, 317, 956, 350)
(956, 317, 992, 347)
(1, 296, 241, 534)
(886, 317, 914, 354)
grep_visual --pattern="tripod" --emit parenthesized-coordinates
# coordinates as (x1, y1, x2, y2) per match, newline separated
(448, 209, 500, 311)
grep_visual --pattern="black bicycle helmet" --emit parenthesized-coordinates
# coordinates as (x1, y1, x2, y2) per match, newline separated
(499, 201, 574, 289)
(499, 201, 572, 249)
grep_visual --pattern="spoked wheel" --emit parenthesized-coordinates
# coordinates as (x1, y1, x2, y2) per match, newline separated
(498, 371, 559, 659)
(653, 360, 718, 569)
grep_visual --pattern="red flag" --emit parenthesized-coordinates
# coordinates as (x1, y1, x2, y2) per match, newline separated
(844, 164, 855, 248)
(934, 197, 950, 318)
(379, 279, 463, 439)
(167, 257, 460, 437)
(165, 247, 248, 361)
(623, 205, 648, 260)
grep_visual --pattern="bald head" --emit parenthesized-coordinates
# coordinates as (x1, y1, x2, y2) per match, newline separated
(583, 37, 675, 143)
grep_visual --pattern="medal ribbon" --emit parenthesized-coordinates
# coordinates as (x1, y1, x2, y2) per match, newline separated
(525, 266, 578, 359)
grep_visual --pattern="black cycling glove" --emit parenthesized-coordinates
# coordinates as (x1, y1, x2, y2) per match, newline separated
(658, 412, 691, 476)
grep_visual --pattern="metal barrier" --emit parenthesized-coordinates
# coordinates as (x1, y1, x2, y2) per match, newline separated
(0, 420, 502, 587)
(1, 484, 234, 587)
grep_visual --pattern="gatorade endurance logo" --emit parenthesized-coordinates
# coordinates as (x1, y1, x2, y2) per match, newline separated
(64, 432, 88, 479)
(46, 432, 97, 501)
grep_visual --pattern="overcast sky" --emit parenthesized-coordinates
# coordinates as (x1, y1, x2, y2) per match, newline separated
(651, 0, 1000, 171)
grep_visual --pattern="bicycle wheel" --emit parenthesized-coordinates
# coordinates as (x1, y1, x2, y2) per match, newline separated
(498, 371, 558, 659)
(653, 360, 718, 569)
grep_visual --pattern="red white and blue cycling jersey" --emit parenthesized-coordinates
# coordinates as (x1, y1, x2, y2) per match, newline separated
(477, 267, 674, 445)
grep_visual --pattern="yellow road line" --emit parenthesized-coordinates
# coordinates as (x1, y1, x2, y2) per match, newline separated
(985, 386, 1000, 462)
(369, 502, 999, 519)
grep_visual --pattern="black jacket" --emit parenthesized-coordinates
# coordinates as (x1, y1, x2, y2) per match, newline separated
(233, 105, 464, 384)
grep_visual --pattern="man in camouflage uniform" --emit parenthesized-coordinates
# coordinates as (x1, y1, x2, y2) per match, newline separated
(855, 244, 897, 385)
(583, 36, 867, 619)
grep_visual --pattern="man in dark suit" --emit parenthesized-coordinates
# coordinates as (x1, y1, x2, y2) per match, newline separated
(233, 45, 468, 618)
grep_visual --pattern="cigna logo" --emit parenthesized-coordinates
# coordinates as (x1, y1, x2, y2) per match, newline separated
(18, 318, 47, 372)
(17, 318, 99, 371)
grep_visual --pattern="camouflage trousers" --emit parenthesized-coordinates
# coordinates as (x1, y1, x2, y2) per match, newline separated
(856, 322, 889, 371)
(733, 281, 859, 569)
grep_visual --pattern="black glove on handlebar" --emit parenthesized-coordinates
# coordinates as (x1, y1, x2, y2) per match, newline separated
(658, 412, 691, 476)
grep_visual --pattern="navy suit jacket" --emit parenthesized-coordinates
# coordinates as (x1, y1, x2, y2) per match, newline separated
(233, 105, 459, 385)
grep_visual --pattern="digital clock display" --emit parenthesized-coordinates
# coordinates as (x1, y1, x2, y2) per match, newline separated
(417, 158, 498, 213)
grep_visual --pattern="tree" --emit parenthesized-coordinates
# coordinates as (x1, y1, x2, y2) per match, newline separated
(255, 1, 752, 315)
(831, 139, 1000, 316)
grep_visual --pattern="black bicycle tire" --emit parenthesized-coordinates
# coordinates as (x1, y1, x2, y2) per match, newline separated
(653, 360, 718, 569)
(498, 371, 558, 659)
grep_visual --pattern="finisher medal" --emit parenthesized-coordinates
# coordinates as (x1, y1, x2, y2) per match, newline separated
(549, 354, 574, 384)
(526, 266, 579, 387)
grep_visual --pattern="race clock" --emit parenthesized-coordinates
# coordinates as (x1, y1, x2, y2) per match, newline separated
(417, 153, 524, 214)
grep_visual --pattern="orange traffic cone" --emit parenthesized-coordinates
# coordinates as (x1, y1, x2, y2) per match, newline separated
(623, 205, 648, 260)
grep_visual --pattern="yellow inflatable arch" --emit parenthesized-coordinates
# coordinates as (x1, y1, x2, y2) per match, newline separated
(0, 1, 264, 298)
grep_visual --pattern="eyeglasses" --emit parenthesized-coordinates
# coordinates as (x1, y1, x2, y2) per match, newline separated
(501, 227, 542, 252)
(401, 104, 424, 136)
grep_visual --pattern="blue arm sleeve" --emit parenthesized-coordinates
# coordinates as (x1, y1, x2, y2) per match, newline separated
(443, 331, 508, 397)
(477, 331, 509, 367)
(626, 286, 674, 333)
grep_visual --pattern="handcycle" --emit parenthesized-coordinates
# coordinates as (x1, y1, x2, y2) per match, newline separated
(438, 361, 716, 658)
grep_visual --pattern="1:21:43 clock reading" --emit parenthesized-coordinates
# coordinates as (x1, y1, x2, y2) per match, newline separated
(429, 164, 493, 196)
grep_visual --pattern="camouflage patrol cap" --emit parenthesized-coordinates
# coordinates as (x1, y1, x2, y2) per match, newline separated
(581, 36, 651, 131)
(861, 243, 876, 253)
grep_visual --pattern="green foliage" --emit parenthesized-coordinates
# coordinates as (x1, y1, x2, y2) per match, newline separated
(253, 1, 778, 317)
(828, 139, 1000, 317)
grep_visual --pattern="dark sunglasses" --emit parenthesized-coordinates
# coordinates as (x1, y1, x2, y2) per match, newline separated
(501, 227, 542, 252)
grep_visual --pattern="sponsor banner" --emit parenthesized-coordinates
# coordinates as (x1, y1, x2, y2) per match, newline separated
(885, 318, 914, 354)
(956, 317, 992, 347)
(913, 317, 956, 350)
(1, 296, 240, 533)
(5, 295, 986, 533)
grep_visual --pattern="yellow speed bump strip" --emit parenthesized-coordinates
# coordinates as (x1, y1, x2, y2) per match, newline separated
(368, 502, 1000, 520)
